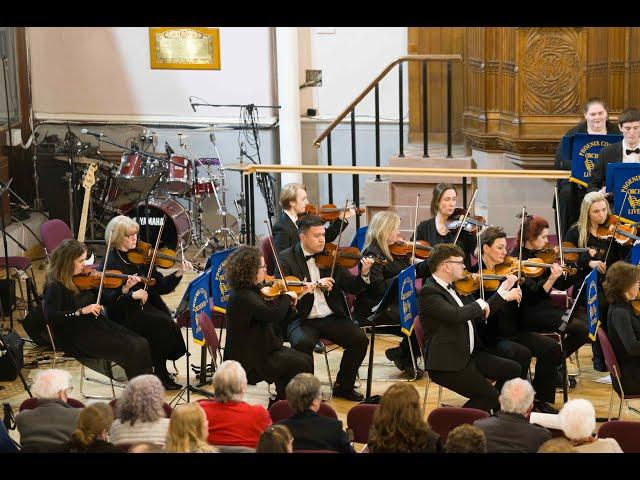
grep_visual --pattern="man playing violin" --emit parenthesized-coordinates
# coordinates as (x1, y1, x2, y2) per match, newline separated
(43, 239, 153, 380)
(101, 215, 189, 390)
(273, 183, 355, 253)
(278, 215, 374, 402)
(475, 227, 564, 414)
(419, 243, 522, 413)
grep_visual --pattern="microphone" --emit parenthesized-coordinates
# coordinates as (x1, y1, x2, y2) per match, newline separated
(165, 142, 174, 156)
(209, 131, 216, 145)
(80, 128, 105, 138)
(178, 132, 184, 148)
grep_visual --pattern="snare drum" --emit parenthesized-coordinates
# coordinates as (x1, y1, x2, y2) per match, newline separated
(128, 199, 192, 249)
(118, 153, 144, 179)
(167, 155, 192, 195)
(190, 177, 219, 198)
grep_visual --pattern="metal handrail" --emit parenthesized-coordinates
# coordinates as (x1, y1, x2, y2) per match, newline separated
(312, 54, 463, 148)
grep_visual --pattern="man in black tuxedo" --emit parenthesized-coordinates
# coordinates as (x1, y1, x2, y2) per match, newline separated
(589, 107, 640, 194)
(419, 243, 522, 412)
(278, 215, 373, 402)
(273, 182, 354, 253)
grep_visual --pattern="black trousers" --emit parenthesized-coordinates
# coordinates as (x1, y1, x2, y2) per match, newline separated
(427, 350, 521, 412)
(555, 181, 584, 237)
(260, 347, 314, 400)
(367, 307, 421, 362)
(287, 314, 368, 391)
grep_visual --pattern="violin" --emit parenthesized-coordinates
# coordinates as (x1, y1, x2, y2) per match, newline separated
(301, 203, 366, 222)
(259, 275, 308, 299)
(73, 267, 156, 291)
(446, 208, 489, 235)
(535, 242, 605, 264)
(389, 240, 432, 259)
(453, 269, 512, 296)
(127, 241, 203, 271)
(595, 215, 640, 245)
(494, 256, 577, 278)
(314, 243, 387, 269)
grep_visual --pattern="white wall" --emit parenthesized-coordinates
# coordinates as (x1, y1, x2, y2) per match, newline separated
(28, 27, 275, 121)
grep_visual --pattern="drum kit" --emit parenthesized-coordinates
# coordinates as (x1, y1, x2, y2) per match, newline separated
(62, 131, 240, 255)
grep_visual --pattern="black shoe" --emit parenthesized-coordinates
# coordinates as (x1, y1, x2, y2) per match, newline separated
(158, 374, 183, 391)
(533, 399, 559, 414)
(385, 347, 402, 362)
(568, 375, 577, 388)
(313, 342, 326, 354)
(332, 386, 364, 402)
(593, 357, 607, 372)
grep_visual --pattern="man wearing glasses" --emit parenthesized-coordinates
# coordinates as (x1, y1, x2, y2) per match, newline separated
(419, 243, 523, 412)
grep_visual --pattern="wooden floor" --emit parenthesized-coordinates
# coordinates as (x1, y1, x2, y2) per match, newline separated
(1, 247, 638, 446)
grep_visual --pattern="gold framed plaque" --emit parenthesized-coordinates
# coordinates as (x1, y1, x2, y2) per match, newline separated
(149, 27, 220, 70)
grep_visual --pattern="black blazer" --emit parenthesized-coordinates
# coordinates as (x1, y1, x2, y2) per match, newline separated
(278, 243, 367, 322)
(589, 141, 624, 191)
(272, 212, 346, 253)
(278, 410, 354, 453)
(608, 302, 640, 391)
(224, 287, 293, 383)
(474, 412, 551, 453)
(419, 276, 506, 372)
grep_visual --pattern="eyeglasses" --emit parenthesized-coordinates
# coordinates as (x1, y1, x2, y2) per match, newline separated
(258, 265, 268, 270)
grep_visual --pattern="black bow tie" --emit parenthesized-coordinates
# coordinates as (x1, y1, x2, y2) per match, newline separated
(304, 253, 317, 261)
(626, 148, 640, 155)
(447, 283, 455, 291)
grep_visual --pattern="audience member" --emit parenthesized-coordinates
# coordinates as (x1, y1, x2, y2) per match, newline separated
(559, 399, 623, 453)
(444, 424, 487, 453)
(68, 403, 121, 453)
(109, 374, 170, 447)
(0, 419, 18, 453)
(198, 360, 271, 448)
(129, 442, 164, 453)
(474, 378, 551, 452)
(16, 369, 81, 452)
(368, 383, 441, 453)
(277, 373, 353, 453)
(165, 403, 217, 453)
(538, 438, 577, 453)
(256, 425, 294, 453)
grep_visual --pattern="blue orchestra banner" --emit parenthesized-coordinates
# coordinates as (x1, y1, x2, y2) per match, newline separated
(209, 247, 237, 313)
(607, 163, 640, 223)
(567, 133, 622, 187)
(188, 269, 212, 346)
(632, 243, 640, 266)
(398, 264, 417, 336)
(586, 268, 601, 342)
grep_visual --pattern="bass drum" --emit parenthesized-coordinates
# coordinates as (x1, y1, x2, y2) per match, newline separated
(127, 199, 191, 250)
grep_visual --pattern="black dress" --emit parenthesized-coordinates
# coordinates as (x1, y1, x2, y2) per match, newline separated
(43, 281, 152, 379)
(224, 287, 313, 399)
(608, 302, 640, 395)
(415, 217, 475, 278)
(101, 249, 187, 376)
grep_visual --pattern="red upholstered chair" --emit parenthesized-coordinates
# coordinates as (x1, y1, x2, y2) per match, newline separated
(413, 315, 444, 413)
(41, 219, 73, 258)
(109, 398, 173, 418)
(268, 399, 337, 423)
(346, 403, 378, 444)
(259, 236, 276, 276)
(426, 406, 490, 443)
(597, 328, 640, 420)
(597, 420, 640, 453)
(19, 397, 85, 412)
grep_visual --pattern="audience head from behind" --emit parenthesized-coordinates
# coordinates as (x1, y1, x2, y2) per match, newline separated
(117, 374, 166, 426)
(285, 373, 322, 414)
(68, 403, 114, 452)
(165, 403, 217, 453)
(559, 399, 622, 453)
(256, 425, 294, 453)
(213, 360, 248, 403)
(31, 368, 73, 401)
(129, 442, 164, 453)
(538, 438, 577, 453)
(444, 424, 487, 453)
(499, 378, 535, 417)
(369, 383, 441, 453)
(427, 243, 466, 283)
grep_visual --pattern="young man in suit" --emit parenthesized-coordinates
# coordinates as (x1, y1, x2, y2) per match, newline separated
(272, 183, 354, 253)
(278, 215, 373, 402)
(589, 107, 640, 194)
(419, 243, 522, 412)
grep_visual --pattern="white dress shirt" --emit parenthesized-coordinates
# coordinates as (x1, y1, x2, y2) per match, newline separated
(285, 210, 299, 226)
(622, 140, 640, 163)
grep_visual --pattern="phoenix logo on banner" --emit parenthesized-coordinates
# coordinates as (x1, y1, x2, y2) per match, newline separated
(208, 248, 237, 313)
(398, 265, 417, 336)
(586, 268, 600, 341)
(566, 133, 622, 187)
(189, 272, 212, 346)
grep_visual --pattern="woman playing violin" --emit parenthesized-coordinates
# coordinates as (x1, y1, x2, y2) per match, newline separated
(353, 211, 429, 378)
(511, 215, 589, 365)
(565, 192, 632, 371)
(415, 183, 475, 275)
(101, 215, 189, 390)
(43, 239, 153, 379)
(603, 261, 640, 395)
(224, 246, 314, 403)
(272, 183, 355, 254)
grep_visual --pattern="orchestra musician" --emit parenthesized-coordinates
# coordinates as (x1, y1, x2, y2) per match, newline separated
(42, 239, 153, 380)
(101, 216, 189, 390)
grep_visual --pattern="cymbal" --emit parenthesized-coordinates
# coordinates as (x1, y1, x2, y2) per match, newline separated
(54, 155, 113, 168)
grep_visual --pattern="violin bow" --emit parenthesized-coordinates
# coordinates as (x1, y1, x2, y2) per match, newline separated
(141, 216, 166, 310)
(411, 194, 421, 265)
(517, 206, 526, 308)
(264, 220, 291, 294)
(454, 188, 478, 245)
(96, 229, 114, 307)
(603, 188, 630, 266)
(476, 224, 485, 306)
(554, 185, 566, 275)
(329, 199, 350, 280)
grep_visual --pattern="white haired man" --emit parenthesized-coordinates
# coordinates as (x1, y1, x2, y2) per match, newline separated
(16, 369, 81, 452)
(559, 399, 622, 453)
(473, 378, 551, 452)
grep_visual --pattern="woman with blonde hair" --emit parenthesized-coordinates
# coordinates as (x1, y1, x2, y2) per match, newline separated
(101, 215, 189, 390)
(68, 403, 122, 453)
(368, 383, 441, 453)
(165, 403, 217, 453)
(354, 211, 428, 377)
(42, 239, 152, 380)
